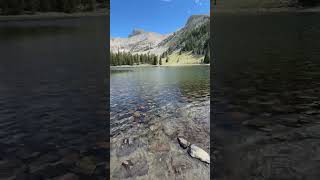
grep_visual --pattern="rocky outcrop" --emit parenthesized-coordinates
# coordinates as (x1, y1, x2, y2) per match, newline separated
(110, 29, 169, 55)
(128, 29, 146, 37)
(188, 144, 210, 164)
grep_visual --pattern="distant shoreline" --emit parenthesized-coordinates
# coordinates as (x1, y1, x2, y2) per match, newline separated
(212, 6, 320, 14)
(0, 9, 108, 22)
(110, 64, 210, 68)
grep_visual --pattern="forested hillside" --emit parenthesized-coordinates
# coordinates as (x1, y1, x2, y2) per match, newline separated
(160, 15, 210, 64)
(0, 0, 108, 15)
(110, 15, 211, 66)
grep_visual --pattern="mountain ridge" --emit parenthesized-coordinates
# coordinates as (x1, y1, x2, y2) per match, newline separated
(110, 29, 170, 55)
(110, 14, 210, 57)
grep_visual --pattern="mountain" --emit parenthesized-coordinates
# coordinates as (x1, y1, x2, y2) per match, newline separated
(110, 14, 210, 60)
(110, 29, 170, 55)
(160, 15, 210, 56)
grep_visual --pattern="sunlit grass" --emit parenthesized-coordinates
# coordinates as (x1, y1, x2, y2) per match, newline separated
(160, 51, 204, 65)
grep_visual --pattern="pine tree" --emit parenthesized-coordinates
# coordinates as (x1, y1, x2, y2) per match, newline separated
(203, 50, 210, 64)
(110, 51, 159, 66)
(3, 0, 25, 15)
(153, 56, 158, 65)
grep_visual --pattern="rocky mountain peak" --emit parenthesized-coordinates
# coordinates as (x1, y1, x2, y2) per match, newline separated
(185, 15, 209, 28)
(110, 14, 210, 56)
(111, 29, 169, 55)
(128, 29, 145, 38)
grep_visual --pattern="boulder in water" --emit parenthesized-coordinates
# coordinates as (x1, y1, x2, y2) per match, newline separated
(188, 144, 210, 164)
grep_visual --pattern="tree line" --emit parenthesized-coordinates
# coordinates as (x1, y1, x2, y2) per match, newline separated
(111, 51, 160, 66)
(0, 0, 108, 15)
(298, 0, 319, 7)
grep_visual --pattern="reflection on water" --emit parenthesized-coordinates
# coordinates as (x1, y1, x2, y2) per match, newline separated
(110, 66, 210, 136)
(214, 13, 320, 109)
(213, 12, 320, 179)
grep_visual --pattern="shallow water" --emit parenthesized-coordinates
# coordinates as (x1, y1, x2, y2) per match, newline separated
(0, 16, 108, 179)
(110, 66, 210, 136)
(110, 66, 210, 179)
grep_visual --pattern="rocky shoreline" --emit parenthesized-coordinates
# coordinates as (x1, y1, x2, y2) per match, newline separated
(110, 100, 210, 179)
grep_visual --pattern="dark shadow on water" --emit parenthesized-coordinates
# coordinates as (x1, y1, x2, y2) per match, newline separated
(0, 16, 108, 179)
(212, 12, 320, 180)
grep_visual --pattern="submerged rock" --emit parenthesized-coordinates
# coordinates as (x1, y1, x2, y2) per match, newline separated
(113, 157, 149, 179)
(133, 112, 140, 117)
(123, 138, 132, 145)
(188, 144, 210, 164)
(177, 137, 190, 149)
(121, 160, 133, 169)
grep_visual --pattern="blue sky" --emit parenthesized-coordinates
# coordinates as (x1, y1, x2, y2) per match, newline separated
(111, 0, 210, 38)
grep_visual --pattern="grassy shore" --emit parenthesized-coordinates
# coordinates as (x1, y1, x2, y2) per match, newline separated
(160, 51, 205, 65)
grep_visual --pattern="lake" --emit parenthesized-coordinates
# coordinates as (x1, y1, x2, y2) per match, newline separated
(0, 16, 108, 179)
(110, 66, 210, 179)
(213, 12, 320, 179)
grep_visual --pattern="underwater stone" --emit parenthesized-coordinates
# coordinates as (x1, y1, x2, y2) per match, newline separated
(188, 144, 210, 164)
(177, 137, 190, 149)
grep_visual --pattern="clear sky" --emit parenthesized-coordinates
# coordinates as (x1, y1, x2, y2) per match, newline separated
(111, 0, 210, 38)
